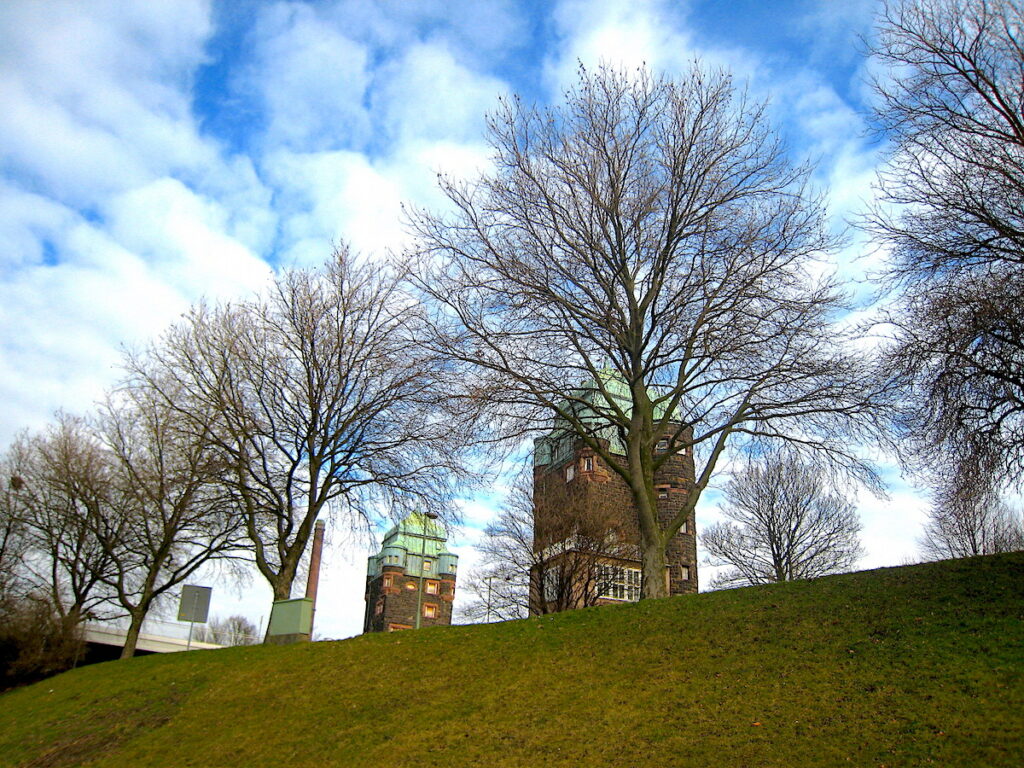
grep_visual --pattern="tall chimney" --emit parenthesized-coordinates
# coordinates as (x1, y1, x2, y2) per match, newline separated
(305, 520, 326, 634)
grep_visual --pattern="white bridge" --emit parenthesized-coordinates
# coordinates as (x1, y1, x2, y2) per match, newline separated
(83, 622, 225, 654)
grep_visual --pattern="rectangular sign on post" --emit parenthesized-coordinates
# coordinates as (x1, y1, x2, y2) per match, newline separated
(177, 585, 212, 624)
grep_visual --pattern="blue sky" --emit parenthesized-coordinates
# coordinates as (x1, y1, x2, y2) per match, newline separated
(0, 0, 925, 639)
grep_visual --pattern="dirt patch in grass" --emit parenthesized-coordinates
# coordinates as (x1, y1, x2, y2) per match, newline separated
(16, 694, 185, 768)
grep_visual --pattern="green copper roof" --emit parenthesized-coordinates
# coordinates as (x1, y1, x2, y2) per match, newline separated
(535, 369, 673, 465)
(383, 512, 448, 544)
(366, 512, 458, 578)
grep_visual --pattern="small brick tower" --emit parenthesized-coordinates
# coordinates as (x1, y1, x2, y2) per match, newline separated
(363, 513, 458, 633)
(530, 371, 697, 614)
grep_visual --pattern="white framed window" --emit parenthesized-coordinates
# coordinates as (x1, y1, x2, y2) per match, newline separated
(680, 520, 688, 534)
(680, 565, 690, 581)
(422, 559, 432, 572)
(382, 574, 393, 588)
(423, 603, 438, 619)
(565, 463, 576, 482)
(375, 599, 384, 615)
(595, 564, 641, 602)
(425, 580, 439, 595)
(582, 456, 594, 472)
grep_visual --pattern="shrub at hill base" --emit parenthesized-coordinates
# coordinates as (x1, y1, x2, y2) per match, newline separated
(0, 597, 83, 692)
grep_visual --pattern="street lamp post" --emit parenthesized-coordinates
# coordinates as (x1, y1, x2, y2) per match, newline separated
(485, 572, 511, 623)
(414, 511, 439, 629)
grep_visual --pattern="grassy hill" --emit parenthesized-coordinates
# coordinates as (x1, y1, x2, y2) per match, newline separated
(1, 553, 1022, 768)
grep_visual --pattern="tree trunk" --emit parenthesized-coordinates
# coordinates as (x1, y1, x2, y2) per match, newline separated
(271, 576, 292, 602)
(61, 603, 83, 635)
(630, 484, 670, 599)
(120, 610, 145, 660)
(640, 533, 669, 600)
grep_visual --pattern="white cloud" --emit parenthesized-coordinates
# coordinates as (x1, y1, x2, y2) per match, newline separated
(545, 0, 764, 98)
(547, 0, 693, 83)
(0, 0, 278, 443)
(262, 148, 406, 261)
(102, 178, 273, 300)
(0, 185, 78, 270)
(373, 42, 507, 146)
(0, 0, 217, 205)
(244, 2, 372, 152)
(796, 0, 880, 69)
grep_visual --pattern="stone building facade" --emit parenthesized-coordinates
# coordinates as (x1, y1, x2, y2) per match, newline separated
(530, 376, 698, 614)
(363, 513, 458, 633)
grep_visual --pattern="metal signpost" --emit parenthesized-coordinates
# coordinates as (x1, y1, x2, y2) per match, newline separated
(177, 585, 212, 650)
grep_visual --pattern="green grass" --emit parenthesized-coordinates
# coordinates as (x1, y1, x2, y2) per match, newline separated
(2, 553, 1022, 767)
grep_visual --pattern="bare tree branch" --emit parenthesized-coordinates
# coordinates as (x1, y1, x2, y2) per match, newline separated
(864, 0, 1024, 495)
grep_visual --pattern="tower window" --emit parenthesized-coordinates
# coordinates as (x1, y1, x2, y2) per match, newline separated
(382, 574, 393, 588)
(423, 603, 438, 619)
(565, 463, 576, 482)
(680, 520, 688, 534)
(582, 456, 594, 472)
(423, 559, 432, 572)
(680, 566, 690, 581)
(656, 439, 669, 453)
(425, 580, 439, 595)
(657, 487, 669, 499)
(375, 599, 384, 615)
(405, 582, 416, 590)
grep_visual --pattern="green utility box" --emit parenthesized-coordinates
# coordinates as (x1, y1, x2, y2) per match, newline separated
(266, 597, 313, 644)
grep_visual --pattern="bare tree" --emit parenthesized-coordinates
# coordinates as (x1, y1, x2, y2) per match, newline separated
(919, 483, 1024, 560)
(0, 463, 30, 604)
(135, 247, 480, 625)
(457, 474, 533, 622)
(411, 64, 883, 598)
(458, 568, 524, 624)
(98, 375, 244, 659)
(865, 0, 1024, 495)
(4, 415, 120, 630)
(703, 452, 864, 588)
(195, 614, 259, 646)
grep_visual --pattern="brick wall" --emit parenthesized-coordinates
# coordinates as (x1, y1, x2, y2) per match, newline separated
(531, 429, 697, 613)
(364, 565, 456, 633)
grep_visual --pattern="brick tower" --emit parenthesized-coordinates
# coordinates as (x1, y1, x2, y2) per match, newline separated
(363, 513, 458, 633)
(530, 373, 697, 614)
